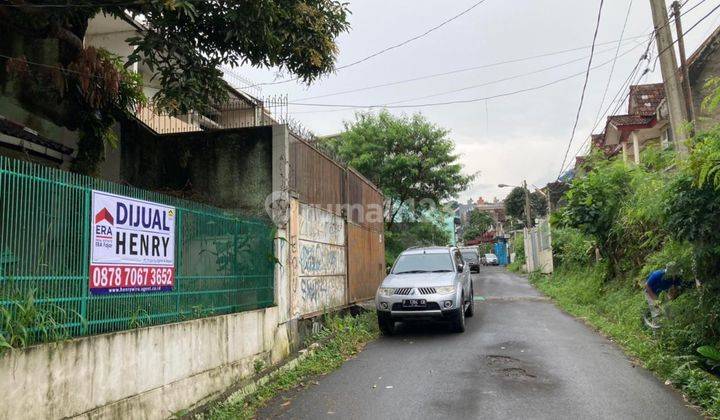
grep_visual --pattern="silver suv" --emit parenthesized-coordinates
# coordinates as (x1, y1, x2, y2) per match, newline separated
(375, 246, 474, 334)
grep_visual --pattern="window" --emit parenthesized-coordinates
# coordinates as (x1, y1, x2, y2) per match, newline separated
(392, 253, 454, 274)
(461, 251, 478, 262)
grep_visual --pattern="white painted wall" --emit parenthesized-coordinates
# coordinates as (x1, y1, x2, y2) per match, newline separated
(290, 202, 347, 318)
(0, 307, 290, 420)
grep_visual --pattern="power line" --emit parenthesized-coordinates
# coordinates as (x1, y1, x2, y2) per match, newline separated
(289, 40, 648, 111)
(246, 0, 491, 88)
(294, 36, 647, 102)
(683, 1, 720, 33)
(592, 0, 633, 127)
(557, 0, 605, 179)
(559, 34, 656, 175)
(337, 0, 490, 71)
(558, 0, 714, 176)
(381, 40, 645, 106)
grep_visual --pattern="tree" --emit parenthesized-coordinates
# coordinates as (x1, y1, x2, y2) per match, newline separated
(1, 1, 350, 173)
(462, 209, 493, 242)
(504, 187, 547, 225)
(385, 220, 450, 265)
(324, 110, 474, 230)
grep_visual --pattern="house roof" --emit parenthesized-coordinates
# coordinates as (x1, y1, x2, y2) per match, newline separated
(627, 83, 665, 116)
(607, 114, 655, 127)
(687, 23, 720, 81)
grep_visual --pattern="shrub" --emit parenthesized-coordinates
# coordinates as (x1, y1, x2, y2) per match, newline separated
(561, 160, 632, 268)
(551, 227, 594, 269)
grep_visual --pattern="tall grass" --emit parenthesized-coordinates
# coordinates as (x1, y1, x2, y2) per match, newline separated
(532, 268, 720, 417)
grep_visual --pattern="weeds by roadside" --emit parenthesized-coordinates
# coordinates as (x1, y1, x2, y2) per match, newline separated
(202, 311, 378, 420)
(531, 268, 720, 417)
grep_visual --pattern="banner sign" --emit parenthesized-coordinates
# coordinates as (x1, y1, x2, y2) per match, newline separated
(90, 191, 176, 294)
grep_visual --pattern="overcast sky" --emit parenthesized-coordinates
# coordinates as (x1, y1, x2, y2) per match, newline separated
(230, 0, 720, 203)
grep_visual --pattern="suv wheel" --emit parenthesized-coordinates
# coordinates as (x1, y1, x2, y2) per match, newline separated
(465, 287, 475, 318)
(377, 311, 395, 335)
(451, 297, 466, 333)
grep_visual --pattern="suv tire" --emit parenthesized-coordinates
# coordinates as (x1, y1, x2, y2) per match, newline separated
(465, 287, 475, 318)
(451, 299, 466, 333)
(377, 311, 395, 335)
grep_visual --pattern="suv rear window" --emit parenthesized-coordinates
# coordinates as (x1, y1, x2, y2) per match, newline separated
(461, 251, 478, 262)
(392, 253, 454, 274)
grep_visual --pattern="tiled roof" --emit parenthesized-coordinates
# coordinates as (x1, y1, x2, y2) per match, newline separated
(628, 83, 665, 116)
(608, 114, 654, 126)
(0, 116, 74, 155)
(688, 24, 720, 80)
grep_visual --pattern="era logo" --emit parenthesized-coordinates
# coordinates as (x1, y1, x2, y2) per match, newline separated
(95, 208, 114, 225)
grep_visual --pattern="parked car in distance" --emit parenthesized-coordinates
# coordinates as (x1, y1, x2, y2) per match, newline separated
(484, 253, 499, 266)
(376, 246, 474, 334)
(459, 247, 480, 273)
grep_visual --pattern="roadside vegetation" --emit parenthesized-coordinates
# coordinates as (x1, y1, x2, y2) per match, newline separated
(536, 85, 720, 416)
(201, 311, 378, 420)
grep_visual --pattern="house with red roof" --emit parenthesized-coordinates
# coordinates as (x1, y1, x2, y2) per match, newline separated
(584, 23, 720, 167)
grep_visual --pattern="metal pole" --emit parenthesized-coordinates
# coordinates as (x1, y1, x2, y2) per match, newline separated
(649, 0, 689, 156)
(522, 180, 532, 228)
(672, 1, 696, 130)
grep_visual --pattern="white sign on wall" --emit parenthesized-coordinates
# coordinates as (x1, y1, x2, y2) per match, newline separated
(89, 191, 176, 294)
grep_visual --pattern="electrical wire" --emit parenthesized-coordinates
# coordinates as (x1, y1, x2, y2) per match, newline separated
(381, 39, 646, 106)
(246, 0, 491, 88)
(293, 36, 649, 102)
(289, 0, 715, 112)
(288, 40, 648, 113)
(557, 0, 605, 179)
(558, 0, 715, 176)
(592, 0, 633, 127)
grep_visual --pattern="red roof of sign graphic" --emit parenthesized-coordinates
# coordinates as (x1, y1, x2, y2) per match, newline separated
(95, 208, 114, 225)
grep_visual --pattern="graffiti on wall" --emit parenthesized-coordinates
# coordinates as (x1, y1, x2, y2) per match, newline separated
(296, 276, 345, 315)
(298, 204, 344, 245)
(298, 241, 345, 276)
(291, 202, 347, 317)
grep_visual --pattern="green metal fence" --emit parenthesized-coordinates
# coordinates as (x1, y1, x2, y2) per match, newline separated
(0, 156, 275, 340)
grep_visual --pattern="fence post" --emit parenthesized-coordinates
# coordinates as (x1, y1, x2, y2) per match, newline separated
(175, 210, 183, 320)
(81, 189, 91, 334)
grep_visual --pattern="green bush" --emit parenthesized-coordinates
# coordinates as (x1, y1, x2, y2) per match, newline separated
(546, 88, 720, 416)
(552, 227, 594, 269)
(507, 233, 525, 272)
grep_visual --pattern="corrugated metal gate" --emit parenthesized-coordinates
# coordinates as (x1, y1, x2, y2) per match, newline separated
(346, 169, 385, 303)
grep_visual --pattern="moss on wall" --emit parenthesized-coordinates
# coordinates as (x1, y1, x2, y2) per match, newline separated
(120, 120, 273, 217)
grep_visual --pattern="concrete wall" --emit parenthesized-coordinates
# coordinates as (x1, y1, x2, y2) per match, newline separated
(289, 201, 347, 318)
(0, 306, 291, 420)
(523, 221, 554, 274)
(120, 122, 273, 216)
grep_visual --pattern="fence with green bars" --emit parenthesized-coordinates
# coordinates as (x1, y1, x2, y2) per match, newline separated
(0, 156, 275, 342)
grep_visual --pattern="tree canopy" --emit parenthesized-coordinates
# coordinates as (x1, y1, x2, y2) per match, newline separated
(323, 110, 474, 229)
(462, 209, 494, 242)
(1, 1, 350, 173)
(2, 1, 350, 112)
(504, 187, 547, 226)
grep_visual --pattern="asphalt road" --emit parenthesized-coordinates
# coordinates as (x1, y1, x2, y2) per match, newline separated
(258, 267, 699, 419)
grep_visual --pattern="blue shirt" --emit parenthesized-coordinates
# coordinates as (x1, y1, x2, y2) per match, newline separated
(646, 269, 682, 295)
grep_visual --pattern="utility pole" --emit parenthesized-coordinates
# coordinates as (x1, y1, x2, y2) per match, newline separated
(522, 180, 532, 228)
(649, 0, 689, 157)
(672, 1, 696, 130)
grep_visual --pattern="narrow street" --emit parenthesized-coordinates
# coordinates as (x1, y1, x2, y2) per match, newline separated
(259, 267, 698, 419)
